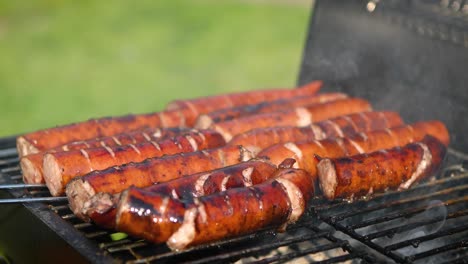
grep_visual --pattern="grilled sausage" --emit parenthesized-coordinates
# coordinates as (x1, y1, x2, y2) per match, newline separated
(317, 135, 447, 200)
(211, 98, 372, 141)
(115, 167, 314, 250)
(45, 130, 226, 196)
(21, 127, 188, 184)
(229, 111, 403, 154)
(258, 121, 449, 178)
(195, 92, 347, 129)
(82, 159, 279, 227)
(165, 81, 322, 112)
(66, 145, 254, 214)
(16, 110, 188, 157)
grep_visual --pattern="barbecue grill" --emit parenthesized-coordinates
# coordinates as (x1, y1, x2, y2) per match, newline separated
(1, 0, 467, 263)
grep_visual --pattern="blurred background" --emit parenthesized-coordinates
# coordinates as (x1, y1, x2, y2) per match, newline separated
(0, 0, 311, 137)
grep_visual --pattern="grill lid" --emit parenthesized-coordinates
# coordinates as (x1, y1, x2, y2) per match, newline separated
(298, 0, 468, 152)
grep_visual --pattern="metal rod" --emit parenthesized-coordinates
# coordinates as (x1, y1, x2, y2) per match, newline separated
(0, 196, 67, 204)
(0, 183, 47, 189)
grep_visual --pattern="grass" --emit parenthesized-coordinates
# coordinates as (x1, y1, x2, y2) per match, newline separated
(0, 0, 310, 136)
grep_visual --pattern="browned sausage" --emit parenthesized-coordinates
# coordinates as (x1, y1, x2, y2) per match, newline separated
(258, 121, 449, 178)
(165, 81, 322, 112)
(114, 167, 314, 250)
(65, 145, 254, 215)
(317, 135, 447, 200)
(17, 82, 321, 157)
(195, 92, 347, 129)
(81, 159, 279, 226)
(16, 110, 189, 157)
(21, 127, 188, 184)
(45, 130, 226, 196)
(228, 111, 403, 154)
(211, 98, 372, 141)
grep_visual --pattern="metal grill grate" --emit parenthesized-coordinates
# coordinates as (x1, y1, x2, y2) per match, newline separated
(0, 137, 373, 263)
(313, 149, 468, 263)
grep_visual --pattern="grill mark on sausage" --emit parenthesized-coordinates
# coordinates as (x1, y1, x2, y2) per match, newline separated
(142, 132, 151, 141)
(167, 207, 197, 250)
(128, 144, 141, 155)
(79, 149, 93, 170)
(194, 173, 211, 196)
(220, 175, 231, 191)
(103, 145, 116, 159)
(359, 112, 371, 130)
(342, 115, 359, 132)
(185, 135, 198, 151)
(325, 120, 344, 137)
(399, 142, 432, 190)
(347, 139, 365, 154)
(310, 124, 326, 140)
(112, 136, 122, 146)
(171, 189, 180, 199)
(193, 198, 207, 223)
(242, 167, 254, 187)
(160, 196, 170, 215)
(149, 140, 161, 151)
(379, 112, 390, 128)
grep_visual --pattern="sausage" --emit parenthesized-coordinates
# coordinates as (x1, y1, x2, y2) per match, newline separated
(65, 145, 254, 216)
(195, 92, 347, 129)
(258, 121, 449, 178)
(317, 135, 447, 200)
(17, 82, 321, 157)
(165, 81, 322, 112)
(16, 109, 191, 157)
(211, 98, 372, 141)
(229, 111, 403, 154)
(21, 127, 189, 184)
(114, 167, 314, 250)
(82, 159, 279, 227)
(44, 129, 226, 196)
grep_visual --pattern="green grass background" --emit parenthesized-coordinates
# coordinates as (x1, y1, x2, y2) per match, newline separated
(0, 0, 310, 137)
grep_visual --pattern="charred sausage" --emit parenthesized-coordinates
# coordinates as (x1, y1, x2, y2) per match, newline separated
(195, 92, 347, 129)
(65, 145, 254, 214)
(165, 81, 322, 112)
(317, 135, 447, 200)
(45, 130, 226, 196)
(82, 159, 279, 227)
(21, 127, 188, 184)
(229, 111, 403, 154)
(211, 98, 372, 141)
(258, 121, 449, 177)
(16, 110, 188, 157)
(115, 167, 314, 250)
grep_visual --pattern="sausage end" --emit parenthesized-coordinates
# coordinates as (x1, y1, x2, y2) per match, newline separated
(21, 157, 43, 184)
(16, 136, 39, 157)
(43, 153, 64, 196)
(66, 178, 96, 220)
(317, 158, 338, 200)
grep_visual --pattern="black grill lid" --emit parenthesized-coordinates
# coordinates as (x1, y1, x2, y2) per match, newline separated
(298, 0, 468, 152)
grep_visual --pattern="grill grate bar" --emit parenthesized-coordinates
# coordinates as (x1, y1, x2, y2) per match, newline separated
(130, 230, 331, 264)
(385, 221, 468, 251)
(0, 183, 47, 190)
(366, 209, 468, 241)
(250, 241, 348, 264)
(107, 241, 147, 253)
(320, 218, 406, 263)
(409, 239, 468, 262)
(325, 180, 468, 221)
(351, 196, 468, 229)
